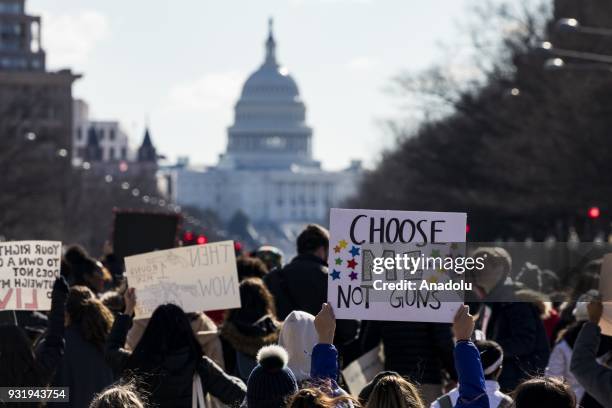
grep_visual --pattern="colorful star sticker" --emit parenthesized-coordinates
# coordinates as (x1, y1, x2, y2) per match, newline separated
(333, 245, 341, 253)
(349, 246, 360, 257)
(330, 269, 341, 280)
(347, 258, 358, 269)
(338, 239, 348, 249)
(349, 271, 358, 281)
(335, 257, 343, 266)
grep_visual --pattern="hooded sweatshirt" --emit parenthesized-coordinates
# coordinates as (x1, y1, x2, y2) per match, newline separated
(278, 310, 319, 382)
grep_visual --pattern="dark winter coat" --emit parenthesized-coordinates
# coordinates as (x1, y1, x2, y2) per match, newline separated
(264, 254, 359, 353)
(105, 314, 246, 408)
(220, 315, 281, 381)
(361, 320, 457, 385)
(481, 278, 550, 392)
(571, 322, 612, 408)
(6, 278, 68, 408)
(49, 326, 114, 408)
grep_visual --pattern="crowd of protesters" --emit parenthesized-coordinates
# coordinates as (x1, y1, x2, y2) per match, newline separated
(0, 224, 611, 408)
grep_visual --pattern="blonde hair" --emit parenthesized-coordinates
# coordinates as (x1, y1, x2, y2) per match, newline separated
(89, 382, 146, 408)
(287, 387, 360, 408)
(365, 375, 424, 408)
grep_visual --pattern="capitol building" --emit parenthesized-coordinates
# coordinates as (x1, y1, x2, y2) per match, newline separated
(167, 20, 362, 241)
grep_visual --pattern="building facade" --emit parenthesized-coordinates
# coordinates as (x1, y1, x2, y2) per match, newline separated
(0, 0, 79, 155)
(0, 0, 79, 240)
(167, 19, 362, 227)
(72, 99, 131, 164)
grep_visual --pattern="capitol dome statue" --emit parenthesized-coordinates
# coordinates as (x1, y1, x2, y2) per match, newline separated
(168, 18, 362, 242)
(219, 18, 317, 171)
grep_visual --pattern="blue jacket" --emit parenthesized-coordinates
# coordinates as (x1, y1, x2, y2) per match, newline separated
(311, 343, 339, 381)
(454, 340, 489, 408)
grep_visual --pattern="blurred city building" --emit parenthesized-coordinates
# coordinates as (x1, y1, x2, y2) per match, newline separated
(0, 0, 79, 156)
(163, 19, 362, 248)
(0, 0, 80, 240)
(72, 99, 131, 164)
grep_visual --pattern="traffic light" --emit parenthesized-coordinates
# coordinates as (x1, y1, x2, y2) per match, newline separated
(196, 234, 207, 245)
(183, 231, 195, 245)
(587, 206, 600, 219)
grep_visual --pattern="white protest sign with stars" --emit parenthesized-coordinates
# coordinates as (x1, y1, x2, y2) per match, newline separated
(125, 240, 241, 318)
(0, 241, 62, 311)
(327, 208, 467, 323)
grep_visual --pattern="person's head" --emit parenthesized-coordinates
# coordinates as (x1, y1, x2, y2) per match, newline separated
(254, 245, 284, 271)
(66, 286, 114, 351)
(236, 256, 269, 281)
(297, 224, 329, 261)
(572, 289, 600, 322)
(0, 325, 44, 387)
(127, 303, 201, 371)
(512, 377, 575, 408)
(246, 345, 299, 408)
(99, 290, 125, 316)
(100, 253, 125, 287)
(474, 340, 504, 381)
(286, 387, 357, 408)
(571, 259, 601, 299)
(469, 247, 512, 295)
(89, 382, 146, 408)
(63, 245, 110, 293)
(364, 374, 424, 408)
(515, 263, 559, 293)
(278, 310, 318, 382)
(226, 277, 276, 325)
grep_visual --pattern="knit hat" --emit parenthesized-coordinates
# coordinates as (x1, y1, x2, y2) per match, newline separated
(246, 345, 298, 408)
(278, 310, 318, 381)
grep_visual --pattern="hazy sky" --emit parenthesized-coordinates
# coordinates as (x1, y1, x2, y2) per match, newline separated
(29, 0, 479, 170)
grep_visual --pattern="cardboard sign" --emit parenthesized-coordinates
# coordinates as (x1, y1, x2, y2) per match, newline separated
(327, 208, 466, 323)
(113, 211, 179, 260)
(125, 240, 240, 318)
(342, 345, 384, 396)
(600, 254, 612, 336)
(0, 241, 62, 311)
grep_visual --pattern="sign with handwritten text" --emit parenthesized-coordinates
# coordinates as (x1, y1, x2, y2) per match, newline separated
(327, 208, 466, 323)
(125, 240, 241, 318)
(0, 241, 62, 311)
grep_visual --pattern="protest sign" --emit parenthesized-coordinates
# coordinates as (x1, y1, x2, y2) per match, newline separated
(125, 240, 240, 318)
(327, 208, 467, 323)
(0, 241, 62, 311)
(342, 345, 384, 396)
(599, 253, 612, 336)
(113, 211, 179, 260)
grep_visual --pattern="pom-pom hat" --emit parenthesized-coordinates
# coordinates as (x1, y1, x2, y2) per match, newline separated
(246, 345, 298, 408)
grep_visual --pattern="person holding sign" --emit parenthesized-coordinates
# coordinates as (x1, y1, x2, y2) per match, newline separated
(358, 305, 488, 408)
(264, 224, 359, 362)
(0, 277, 69, 393)
(49, 286, 115, 408)
(570, 299, 612, 407)
(104, 288, 247, 408)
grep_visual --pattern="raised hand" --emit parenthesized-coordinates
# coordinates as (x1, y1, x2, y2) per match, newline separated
(314, 303, 336, 344)
(453, 304, 475, 341)
(124, 287, 137, 317)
